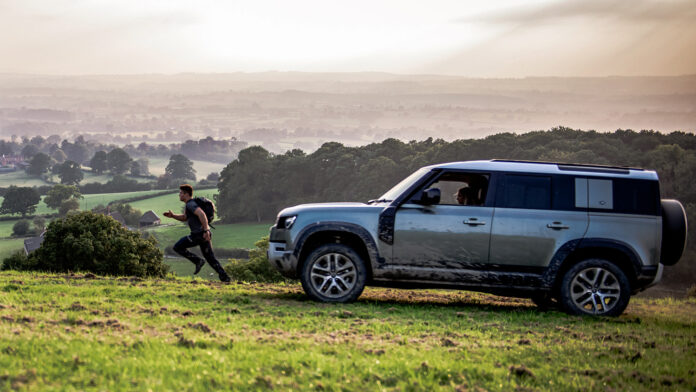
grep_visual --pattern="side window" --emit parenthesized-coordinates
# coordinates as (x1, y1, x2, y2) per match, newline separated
(426, 172, 490, 206)
(499, 174, 551, 210)
(613, 179, 660, 215)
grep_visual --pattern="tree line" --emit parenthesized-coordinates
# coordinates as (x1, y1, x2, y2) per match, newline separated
(217, 127, 695, 222)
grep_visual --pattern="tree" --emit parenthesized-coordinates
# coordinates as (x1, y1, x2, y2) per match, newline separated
(107, 148, 132, 175)
(0, 186, 40, 217)
(12, 220, 31, 237)
(165, 154, 196, 180)
(136, 158, 150, 176)
(58, 198, 81, 216)
(21, 144, 40, 159)
(57, 160, 84, 185)
(32, 216, 46, 233)
(51, 149, 67, 163)
(111, 203, 142, 226)
(130, 161, 141, 176)
(90, 151, 108, 174)
(206, 172, 220, 181)
(45, 184, 83, 209)
(26, 153, 51, 176)
(0, 140, 13, 156)
(10, 211, 167, 278)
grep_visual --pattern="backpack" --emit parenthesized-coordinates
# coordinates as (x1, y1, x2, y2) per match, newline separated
(193, 197, 216, 227)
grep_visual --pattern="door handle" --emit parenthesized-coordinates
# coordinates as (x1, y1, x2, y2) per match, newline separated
(547, 222, 569, 230)
(463, 218, 486, 226)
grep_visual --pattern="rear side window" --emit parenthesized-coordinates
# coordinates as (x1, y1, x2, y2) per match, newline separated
(498, 175, 551, 210)
(613, 179, 660, 215)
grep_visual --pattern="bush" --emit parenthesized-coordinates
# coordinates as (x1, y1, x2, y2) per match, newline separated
(12, 219, 31, 236)
(58, 198, 81, 216)
(111, 203, 142, 226)
(16, 211, 168, 278)
(223, 237, 287, 283)
(1, 251, 37, 271)
(688, 285, 696, 298)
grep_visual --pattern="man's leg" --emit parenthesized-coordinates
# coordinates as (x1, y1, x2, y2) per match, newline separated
(173, 236, 206, 274)
(199, 241, 231, 282)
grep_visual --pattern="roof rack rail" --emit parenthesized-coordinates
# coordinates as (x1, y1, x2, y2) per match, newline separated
(490, 159, 644, 174)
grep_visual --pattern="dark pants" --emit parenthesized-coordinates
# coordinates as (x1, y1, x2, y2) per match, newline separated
(173, 232, 230, 282)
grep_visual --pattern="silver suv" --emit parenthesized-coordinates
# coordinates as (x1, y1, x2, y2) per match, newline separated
(268, 160, 687, 316)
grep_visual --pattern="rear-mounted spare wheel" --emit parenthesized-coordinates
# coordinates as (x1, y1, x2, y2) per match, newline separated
(660, 199, 687, 266)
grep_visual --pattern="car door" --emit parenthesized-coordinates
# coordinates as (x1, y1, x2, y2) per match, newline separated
(488, 174, 588, 269)
(389, 171, 494, 282)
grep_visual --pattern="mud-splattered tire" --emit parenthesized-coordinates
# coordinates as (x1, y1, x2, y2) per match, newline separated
(300, 244, 367, 303)
(559, 259, 631, 317)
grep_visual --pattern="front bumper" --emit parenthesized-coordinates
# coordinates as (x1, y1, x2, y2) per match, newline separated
(267, 241, 298, 278)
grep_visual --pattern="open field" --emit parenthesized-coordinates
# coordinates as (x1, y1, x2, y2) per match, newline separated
(0, 239, 23, 256)
(0, 190, 167, 218)
(0, 272, 694, 391)
(0, 171, 52, 187)
(0, 221, 17, 238)
(127, 189, 217, 215)
(147, 222, 271, 251)
(147, 158, 229, 178)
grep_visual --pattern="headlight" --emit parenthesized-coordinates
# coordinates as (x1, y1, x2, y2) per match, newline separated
(279, 215, 297, 229)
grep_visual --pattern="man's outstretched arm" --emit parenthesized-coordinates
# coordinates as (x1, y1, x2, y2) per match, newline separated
(163, 210, 186, 221)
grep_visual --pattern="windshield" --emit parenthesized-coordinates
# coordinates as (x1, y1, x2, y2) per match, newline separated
(377, 168, 430, 202)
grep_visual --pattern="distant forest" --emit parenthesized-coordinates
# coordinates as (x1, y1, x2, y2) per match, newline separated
(217, 127, 696, 287)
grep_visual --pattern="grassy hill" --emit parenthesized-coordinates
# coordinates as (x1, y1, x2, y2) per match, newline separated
(0, 272, 693, 391)
(126, 188, 217, 214)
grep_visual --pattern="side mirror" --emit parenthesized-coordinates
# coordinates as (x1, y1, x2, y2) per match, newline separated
(418, 188, 441, 205)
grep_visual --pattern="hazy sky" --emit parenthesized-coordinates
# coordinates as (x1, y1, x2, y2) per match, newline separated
(1, 0, 695, 76)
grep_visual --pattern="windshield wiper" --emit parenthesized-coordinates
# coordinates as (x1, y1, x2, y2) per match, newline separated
(367, 199, 392, 204)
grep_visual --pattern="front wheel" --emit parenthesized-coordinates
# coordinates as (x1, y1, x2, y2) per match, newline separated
(559, 259, 631, 317)
(300, 244, 367, 303)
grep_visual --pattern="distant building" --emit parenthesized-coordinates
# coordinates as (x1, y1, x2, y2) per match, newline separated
(139, 210, 161, 228)
(23, 233, 44, 255)
(0, 154, 24, 167)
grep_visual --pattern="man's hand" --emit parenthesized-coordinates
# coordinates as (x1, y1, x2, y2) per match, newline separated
(163, 210, 174, 218)
(203, 230, 211, 242)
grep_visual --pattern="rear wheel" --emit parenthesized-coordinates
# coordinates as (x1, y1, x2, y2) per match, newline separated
(300, 244, 367, 303)
(559, 259, 630, 317)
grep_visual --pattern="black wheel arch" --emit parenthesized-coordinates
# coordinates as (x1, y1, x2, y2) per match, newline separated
(544, 238, 643, 293)
(293, 222, 380, 282)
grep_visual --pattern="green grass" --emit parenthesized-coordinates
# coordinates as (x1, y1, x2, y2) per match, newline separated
(0, 272, 694, 391)
(147, 223, 271, 250)
(127, 189, 218, 215)
(0, 171, 52, 187)
(0, 238, 23, 257)
(148, 158, 228, 177)
(0, 190, 167, 218)
(0, 221, 18, 238)
(164, 258, 230, 280)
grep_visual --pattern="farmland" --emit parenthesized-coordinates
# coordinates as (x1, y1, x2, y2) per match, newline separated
(0, 272, 694, 391)
(0, 190, 167, 218)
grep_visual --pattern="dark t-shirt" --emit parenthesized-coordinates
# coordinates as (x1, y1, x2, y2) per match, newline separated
(185, 200, 204, 234)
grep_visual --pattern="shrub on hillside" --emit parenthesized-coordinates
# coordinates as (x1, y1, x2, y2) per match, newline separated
(12, 211, 168, 278)
(12, 219, 31, 236)
(223, 237, 287, 283)
(1, 251, 37, 271)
